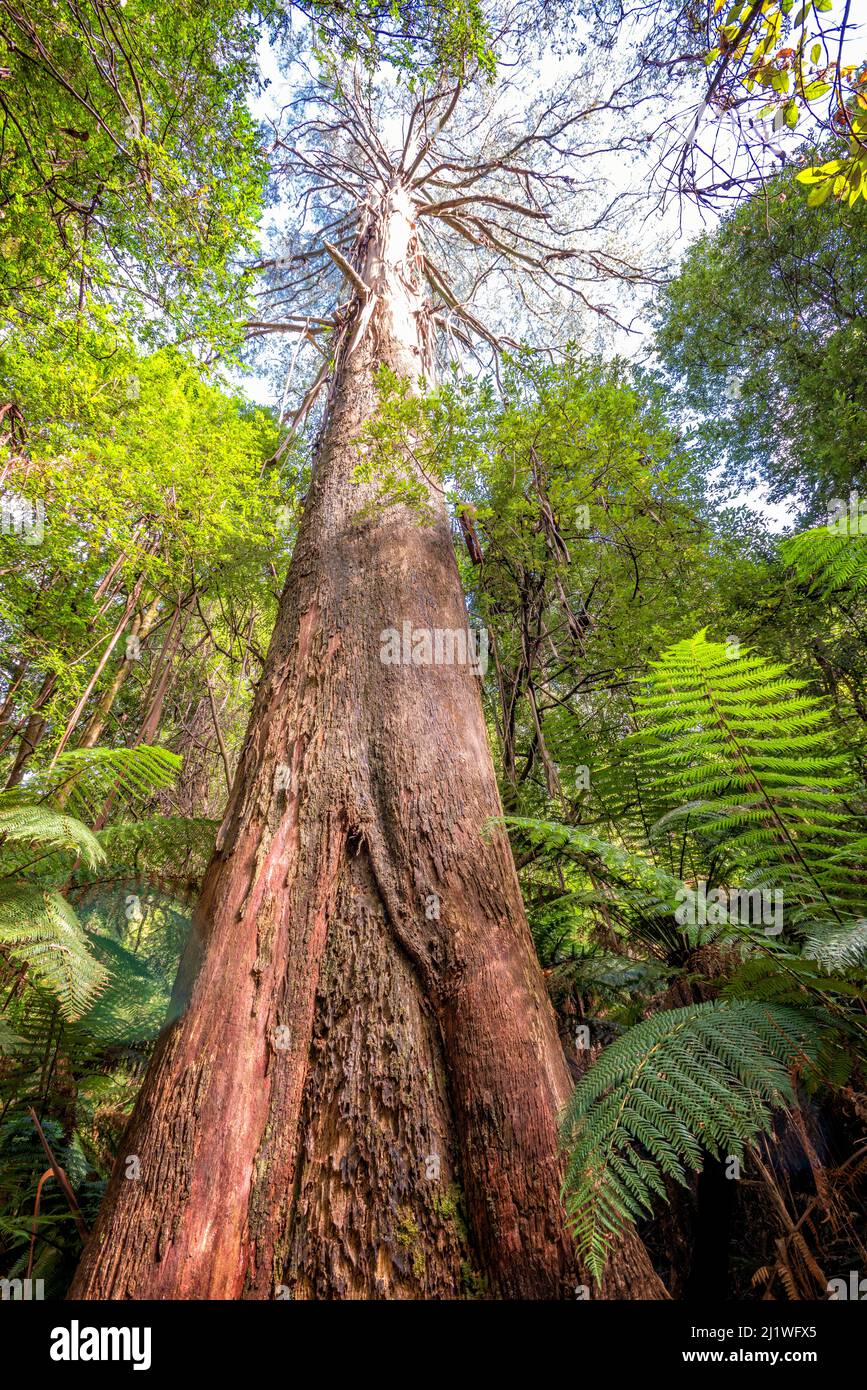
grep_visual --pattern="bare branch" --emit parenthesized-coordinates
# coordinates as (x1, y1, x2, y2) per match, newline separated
(323, 239, 371, 298)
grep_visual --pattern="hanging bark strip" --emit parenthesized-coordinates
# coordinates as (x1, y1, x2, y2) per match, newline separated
(72, 178, 665, 1301)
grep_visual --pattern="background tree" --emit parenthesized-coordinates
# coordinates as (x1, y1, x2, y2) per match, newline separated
(0, 330, 285, 790)
(574, 0, 865, 210)
(654, 157, 867, 522)
(0, 0, 273, 348)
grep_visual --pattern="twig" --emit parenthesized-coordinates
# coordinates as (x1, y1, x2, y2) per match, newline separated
(27, 1106, 89, 1244)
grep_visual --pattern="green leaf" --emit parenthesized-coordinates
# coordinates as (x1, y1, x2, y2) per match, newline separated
(562, 1000, 828, 1283)
(807, 181, 833, 205)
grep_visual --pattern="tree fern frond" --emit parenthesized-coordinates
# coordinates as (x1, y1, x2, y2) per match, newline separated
(0, 885, 108, 1019)
(561, 1000, 827, 1284)
(631, 631, 861, 923)
(549, 948, 668, 999)
(780, 526, 867, 599)
(34, 746, 182, 822)
(722, 951, 866, 1005)
(92, 815, 216, 893)
(803, 918, 867, 974)
(501, 816, 681, 908)
(76, 935, 172, 1044)
(0, 793, 104, 870)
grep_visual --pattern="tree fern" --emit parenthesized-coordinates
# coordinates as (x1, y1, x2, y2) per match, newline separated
(502, 816, 682, 910)
(550, 947, 668, 1006)
(0, 793, 103, 870)
(0, 886, 108, 1019)
(802, 917, 867, 973)
(562, 999, 828, 1283)
(631, 630, 860, 926)
(91, 815, 216, 897)
(36, 745, 182, 822)
(721, 951, 866, 1014)
(74, 935, 173, 1045)
(500, 811, 705, 967)
(780, 525, 867, 599)
(0, 792, 108, 1019)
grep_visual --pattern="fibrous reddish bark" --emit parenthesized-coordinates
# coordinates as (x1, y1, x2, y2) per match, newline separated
(71, 181, 665, 1301)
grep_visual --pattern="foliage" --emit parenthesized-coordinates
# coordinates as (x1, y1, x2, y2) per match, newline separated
(1, 3, 866, 1304)
(0, 0, 271, 348)
(503, 627, 866, 1283)
(780, 522, 867, 598)
(0, 791, 107, 1018)
(0, 330, 287, 796)
(654, 162, 867, 519)
(44, 747, 182, 822)
(630, 629, 860, 924)
(705, 1, 867, 204)
(562, 999, 828, 1282)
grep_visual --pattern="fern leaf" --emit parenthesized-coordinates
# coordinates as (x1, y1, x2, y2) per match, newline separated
(803, 918, 867, 973)
(37, 746, 181, 822)
(631, 631, 860, 924)
(780, 526, 867, 599)
(0, 793, 104, 870)
(0, 885, 108, 1019)
(561, 999, 826, 1284)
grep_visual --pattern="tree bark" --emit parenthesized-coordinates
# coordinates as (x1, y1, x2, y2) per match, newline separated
(71, 181, 665, 1301)
(3, 666, 57, 786)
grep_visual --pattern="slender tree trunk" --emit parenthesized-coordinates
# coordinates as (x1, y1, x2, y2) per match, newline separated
(71, 181, 665, 1301)
(0, 658, 28, 730)
(4, 709, 46, 788)
(51, 572, 147, 764)
(3, 671, 54, 786)
(134, 600, 189, 746)
(77, 596, 162, 750)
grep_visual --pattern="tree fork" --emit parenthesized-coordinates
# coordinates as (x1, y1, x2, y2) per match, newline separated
(71, 181, 665, 1301)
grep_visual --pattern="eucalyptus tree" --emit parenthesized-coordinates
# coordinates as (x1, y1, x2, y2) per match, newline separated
(71, 52, 669, 1300)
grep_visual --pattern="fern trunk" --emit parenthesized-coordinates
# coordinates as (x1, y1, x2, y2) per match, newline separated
(71, 182, 665, 1301)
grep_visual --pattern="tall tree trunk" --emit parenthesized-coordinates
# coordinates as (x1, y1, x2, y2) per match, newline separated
(71, 181, 665, 1301)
